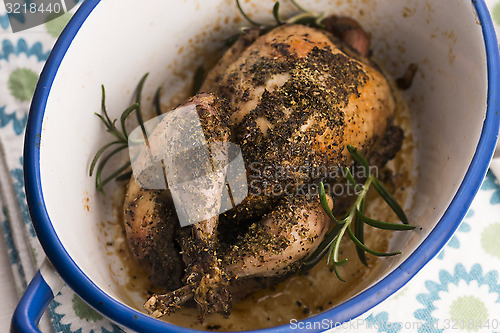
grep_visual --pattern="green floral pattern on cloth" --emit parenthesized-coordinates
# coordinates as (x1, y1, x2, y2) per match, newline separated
(8, 68, 39, 102)
(0, 1, 499, 332)
(493, 2, 500, 25)
(72, 295, 104, 323)
(449, 296, 489, 331)
(45, 13, 73, 38)
(481, 222, 500, 259)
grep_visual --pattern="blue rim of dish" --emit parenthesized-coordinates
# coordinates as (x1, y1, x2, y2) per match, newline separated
(24, 0, 500, 332)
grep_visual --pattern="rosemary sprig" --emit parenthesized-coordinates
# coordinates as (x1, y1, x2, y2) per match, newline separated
(230, 0, 326, 45)
(89, 73, 155, 194)
(303, 145, 415, 281)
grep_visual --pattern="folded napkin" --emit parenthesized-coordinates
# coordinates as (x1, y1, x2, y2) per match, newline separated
(0, 1, 499, 332)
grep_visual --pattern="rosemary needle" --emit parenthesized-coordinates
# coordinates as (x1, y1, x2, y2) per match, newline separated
(272, 2, 282, 25)
(153, 86, 163, 116)
(236, 0, 263, 26)
(290, 0, 308, 13)
(135, 73, 150, 143)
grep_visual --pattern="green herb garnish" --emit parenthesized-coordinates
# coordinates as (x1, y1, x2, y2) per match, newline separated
(303, 145, 415, 281)
(154, 86, 163, 117)
(230, 0, 326, 45)
(89, 73, 154, 194)
(238, 0, 326, 27)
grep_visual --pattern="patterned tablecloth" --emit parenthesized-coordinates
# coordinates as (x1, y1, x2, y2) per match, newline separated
(1, 1, 500, 332)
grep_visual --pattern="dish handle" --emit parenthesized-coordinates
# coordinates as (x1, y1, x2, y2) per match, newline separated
(11, 258, 65, 333)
